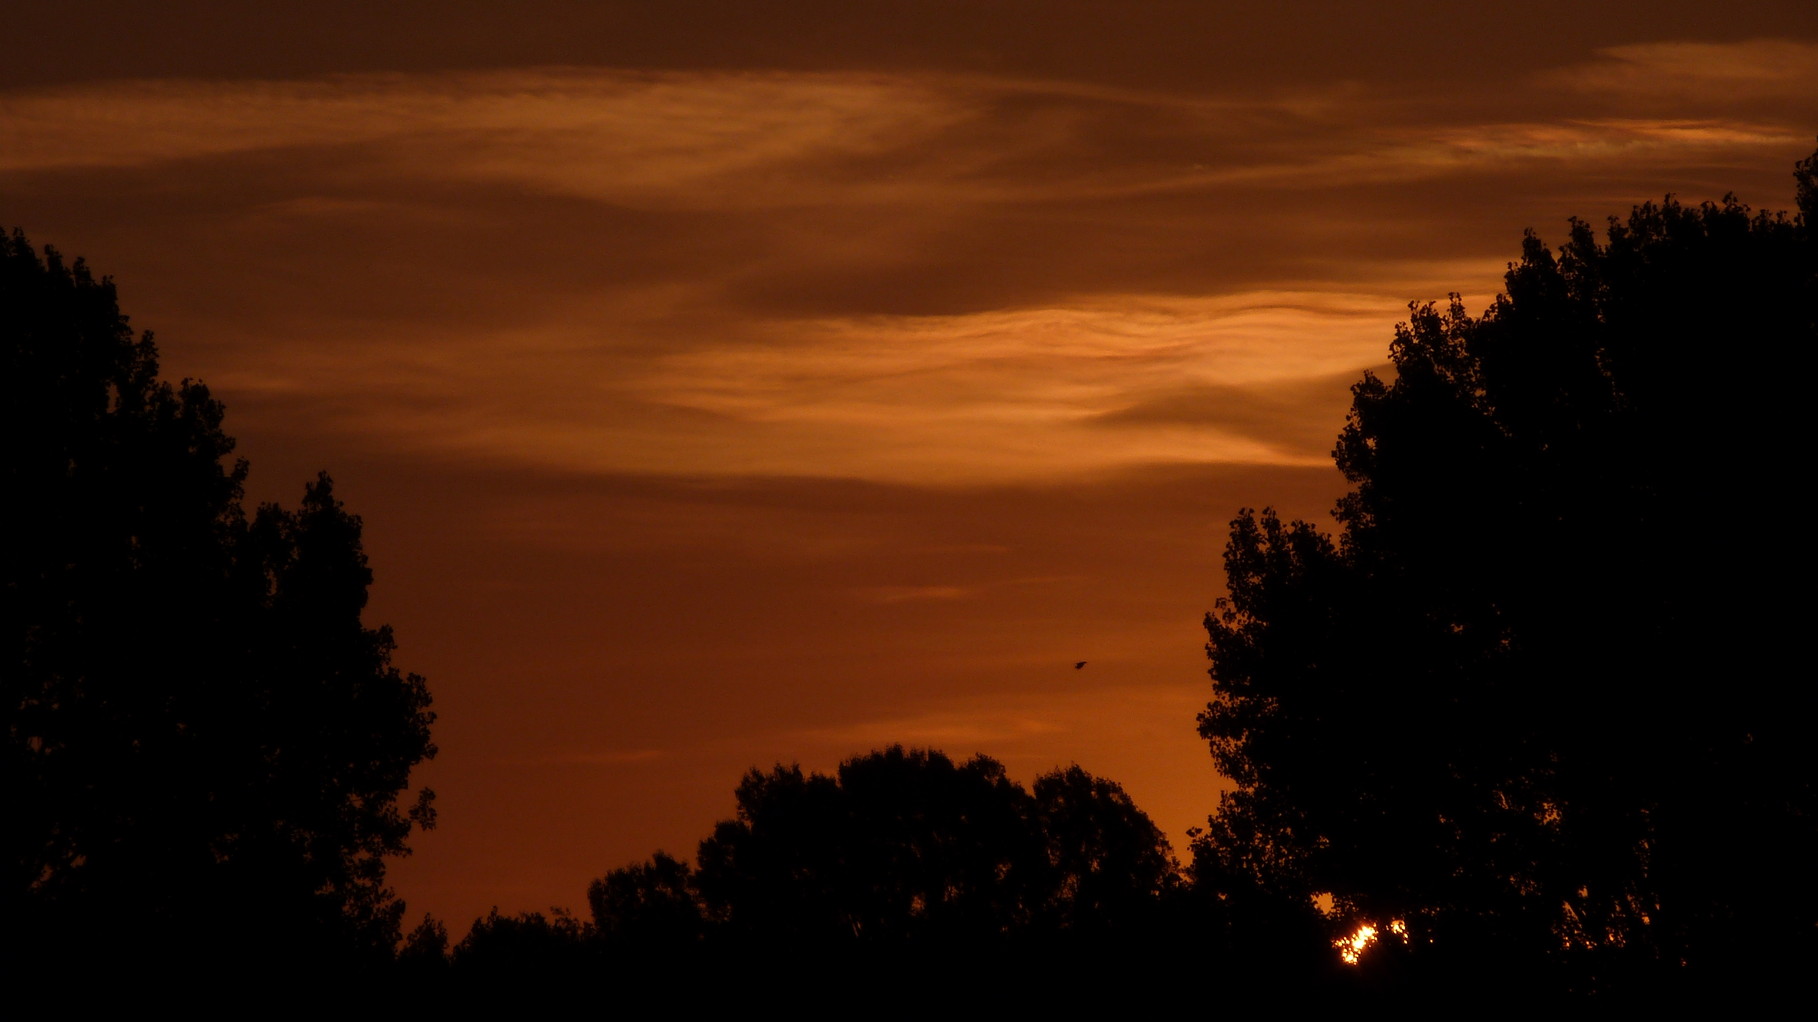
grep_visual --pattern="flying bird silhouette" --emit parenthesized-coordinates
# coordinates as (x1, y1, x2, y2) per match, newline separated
(1074, 661, 1087, 670)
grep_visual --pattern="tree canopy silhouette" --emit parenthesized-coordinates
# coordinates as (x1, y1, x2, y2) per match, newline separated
(1199, 146, 1817, 985)
(3, 231, 436, 971)
(591, 746, 1178, 955)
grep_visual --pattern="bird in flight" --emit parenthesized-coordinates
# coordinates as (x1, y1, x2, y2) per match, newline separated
(1074, 661, 1087, 670)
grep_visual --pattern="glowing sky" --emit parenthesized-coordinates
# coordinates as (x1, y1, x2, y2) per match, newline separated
(7, 2, 1814, 932)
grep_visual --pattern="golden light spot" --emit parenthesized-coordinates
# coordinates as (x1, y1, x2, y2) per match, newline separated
(1336, 917, 1410, 964)
(1336, 923, 1378, 965)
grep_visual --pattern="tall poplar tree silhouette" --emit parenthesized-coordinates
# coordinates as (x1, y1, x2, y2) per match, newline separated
(4, 232, 436, 973)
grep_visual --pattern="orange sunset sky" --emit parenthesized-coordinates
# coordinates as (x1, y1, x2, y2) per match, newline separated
(7, 2, 1816, 934)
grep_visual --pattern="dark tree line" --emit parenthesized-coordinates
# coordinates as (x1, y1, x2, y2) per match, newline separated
(434, 748, 1221, 991)
(413, 747, 1352, 1002)
(1200, 143, 1818, 993)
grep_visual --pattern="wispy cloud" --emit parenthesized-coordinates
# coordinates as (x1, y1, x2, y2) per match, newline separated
(8, 56, 1807, 493)
(200, 289, 1401, 484)
(1089, 367, 1376, 459)
(16, 62, 1802, 219)
(0, 70, 970, 206)
(1538, 40, 1818, 103)
(2, 67, 1271, 208)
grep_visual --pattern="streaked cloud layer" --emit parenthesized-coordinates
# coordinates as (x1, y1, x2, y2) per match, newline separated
(10, 47, 1809, 485)
(6, 9, 1814, 931)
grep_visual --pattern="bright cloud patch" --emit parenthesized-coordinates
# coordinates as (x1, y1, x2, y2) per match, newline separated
(198, 290, 1399, 484)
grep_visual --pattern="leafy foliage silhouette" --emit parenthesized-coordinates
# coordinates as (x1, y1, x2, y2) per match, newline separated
(588, 746, 1179, 955)
(4, 232, 437, 971)
(450, 907, 597, 982)
(587, 850, 704, 950)
(1199, 145, 1818, 987)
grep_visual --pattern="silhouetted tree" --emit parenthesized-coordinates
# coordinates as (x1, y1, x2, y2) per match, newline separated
(1200, 145, 1818, 988)
(397, 913, 453, 981)
(694, 747, 1051, 946)
(578, 747, 1189, 999)
(1183, 802, 1342, 988)
(1031, 765, 1177, 934)
(450, 908, 597, 981)
(4, 231, 437, 973)
(593, 746, 1179, 959)
(588, 851, 705, 950)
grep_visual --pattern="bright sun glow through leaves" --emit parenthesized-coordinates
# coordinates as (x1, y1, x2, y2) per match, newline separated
(1337, 924, 1377, 965)
(1336, 919, 1409, 965)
